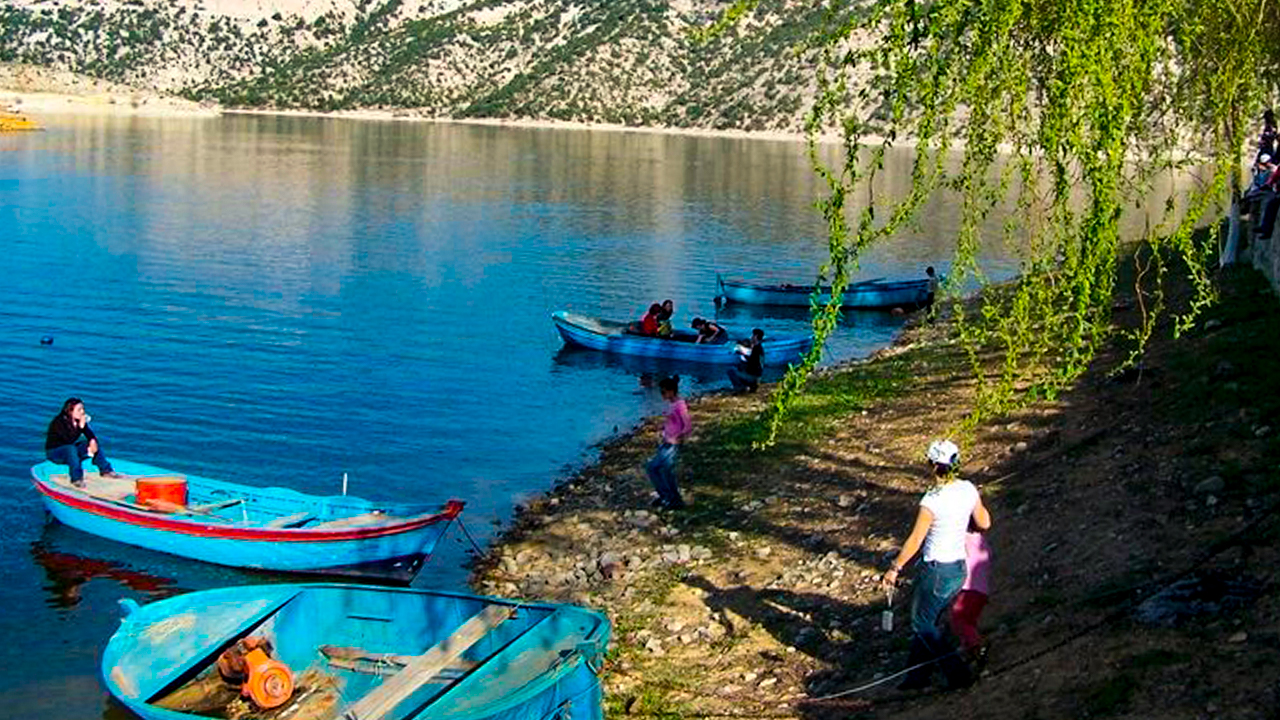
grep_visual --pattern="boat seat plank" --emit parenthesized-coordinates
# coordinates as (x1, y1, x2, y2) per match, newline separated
(265, 511, 316, 528)
(342, 604, 513, 720)
(309, 512, 398, 530)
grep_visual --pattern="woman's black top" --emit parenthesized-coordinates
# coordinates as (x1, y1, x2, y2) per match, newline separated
(45, 415, 95, 451)
(740, 342, 764, 375)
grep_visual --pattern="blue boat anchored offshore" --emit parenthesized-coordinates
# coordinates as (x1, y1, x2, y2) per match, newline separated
(31, 459, 463, 583)
(103, 583, 610, 720)
(717, 274, 934, 310)
(552, 311, 813, 365)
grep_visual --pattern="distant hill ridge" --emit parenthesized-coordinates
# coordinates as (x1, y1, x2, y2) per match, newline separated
(0, 0, 853, 132)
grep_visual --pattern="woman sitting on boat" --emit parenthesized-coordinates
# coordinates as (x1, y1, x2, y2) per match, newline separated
(629, 303, 663, 336)
(691, 317, 728, 344)
(45, 397, 122, 487)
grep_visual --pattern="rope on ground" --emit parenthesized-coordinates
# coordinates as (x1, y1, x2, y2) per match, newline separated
(805, 651, 963, 702)
(802, 493, 1280, 701)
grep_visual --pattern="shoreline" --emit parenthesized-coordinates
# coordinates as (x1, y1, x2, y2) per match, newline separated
(466, 265, 1280, 718)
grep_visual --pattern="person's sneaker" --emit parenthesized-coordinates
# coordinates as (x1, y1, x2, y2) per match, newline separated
(70, 478, 86, 488)
(971, 642, 990, 675)
(650, 497, 667, 508)
(101, 471, 124, 479)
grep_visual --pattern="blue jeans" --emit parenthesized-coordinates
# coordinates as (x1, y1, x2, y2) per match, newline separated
(727, 367, 761, 392)
(906, 559, 969, 685)
(645, 443, 682, 506)
(47, 440, 113, 484)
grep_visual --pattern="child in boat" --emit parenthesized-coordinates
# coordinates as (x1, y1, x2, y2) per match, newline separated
(630, 303, 663, 336)
(657, 299, 675, 338)
(45, 397, 122, 487)
(728, 328, 765, 392)
(646, 376, 691, 510)
(691, 317, 727, 344)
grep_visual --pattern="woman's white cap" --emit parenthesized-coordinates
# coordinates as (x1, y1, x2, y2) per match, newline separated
(926, 439, 960, 466)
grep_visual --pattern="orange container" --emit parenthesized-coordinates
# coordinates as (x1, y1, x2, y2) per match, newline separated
(136, 476, 188, 509)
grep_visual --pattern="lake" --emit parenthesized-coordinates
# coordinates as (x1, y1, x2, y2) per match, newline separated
(0, 113, 1041, 717)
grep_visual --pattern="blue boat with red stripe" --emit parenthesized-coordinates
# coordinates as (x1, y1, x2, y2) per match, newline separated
(30, 459, 464, 583)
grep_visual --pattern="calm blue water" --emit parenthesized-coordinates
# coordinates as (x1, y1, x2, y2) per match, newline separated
(0, 114, 1029, 717)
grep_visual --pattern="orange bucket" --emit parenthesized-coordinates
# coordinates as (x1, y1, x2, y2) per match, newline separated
(136, 476, 188, 509)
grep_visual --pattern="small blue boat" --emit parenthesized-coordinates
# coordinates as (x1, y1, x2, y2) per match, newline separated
(103, 583, 610, 720)
(552, 311, 813, 365)
(31, 459, 463, 583)
(717, 275, 934, 309)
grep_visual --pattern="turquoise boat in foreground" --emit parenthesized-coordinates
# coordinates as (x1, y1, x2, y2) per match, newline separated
(103, 583, 610, 720)
(717, 274, 934, 309)
(552, 311, 813, 365)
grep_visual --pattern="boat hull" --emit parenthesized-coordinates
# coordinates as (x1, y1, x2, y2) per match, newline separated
(103, 584, 610, 720)
(719, 277, 933, 309)
(32, 459, 461, 582)
(552, 311, 812, 365)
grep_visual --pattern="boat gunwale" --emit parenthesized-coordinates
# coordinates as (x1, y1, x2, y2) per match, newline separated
(552, 311, 812, 349)
(718, 277, 931, 294)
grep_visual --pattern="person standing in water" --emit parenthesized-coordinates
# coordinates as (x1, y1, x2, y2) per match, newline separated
(645, 376, 691, 509)
(882, 440, 991, 690)
(45, 397, 122, 487)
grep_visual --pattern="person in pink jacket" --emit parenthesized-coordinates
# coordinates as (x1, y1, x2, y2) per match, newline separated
(950, 529, 991, 672)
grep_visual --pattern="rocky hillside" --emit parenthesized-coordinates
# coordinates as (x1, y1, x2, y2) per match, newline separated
(0, 0, 853, 132)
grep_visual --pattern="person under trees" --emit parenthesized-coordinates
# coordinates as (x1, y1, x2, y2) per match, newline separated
(882, 441, 991, 691)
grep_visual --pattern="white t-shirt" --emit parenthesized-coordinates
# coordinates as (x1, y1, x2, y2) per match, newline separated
(919, 479, 979, 563)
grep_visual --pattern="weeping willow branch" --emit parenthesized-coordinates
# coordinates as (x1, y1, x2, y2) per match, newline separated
(731, 0, 1280, 445)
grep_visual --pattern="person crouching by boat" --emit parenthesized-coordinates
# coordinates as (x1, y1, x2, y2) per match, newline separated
(657, 299, 675, 338)
(629, 303, 663, 336)
(728, 328, 765, 393)
(691, 317, 727, 344)
(881, 440, 991, 691)
(46, 397, 122, 487)
(646, 376, 691, 510)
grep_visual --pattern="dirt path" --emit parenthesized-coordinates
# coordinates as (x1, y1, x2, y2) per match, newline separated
(472, 261, 1280, 720)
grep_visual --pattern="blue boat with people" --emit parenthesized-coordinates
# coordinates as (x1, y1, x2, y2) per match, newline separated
(717, 273, 935, 309)
(30, 458, 464, 583)
(102, 583, 610, 720)
(552, 311, 812, 365)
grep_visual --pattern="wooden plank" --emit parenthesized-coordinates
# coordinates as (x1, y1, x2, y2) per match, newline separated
(265, 511, 315, 528)
(308, 512, 396, 530)
(342, 605, 512, 720)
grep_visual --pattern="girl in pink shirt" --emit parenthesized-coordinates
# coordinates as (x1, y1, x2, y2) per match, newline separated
(646, 376, 691, 509)
(950, 530, 991, 661)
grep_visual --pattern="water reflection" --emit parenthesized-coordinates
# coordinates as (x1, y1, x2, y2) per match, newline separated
(550, 346, 739, 385)
(30, 529, 181, 610)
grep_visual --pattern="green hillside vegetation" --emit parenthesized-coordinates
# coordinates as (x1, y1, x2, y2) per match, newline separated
(0, 0, 854, 132)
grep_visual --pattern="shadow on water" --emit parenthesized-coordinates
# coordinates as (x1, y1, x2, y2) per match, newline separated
(550, 346, 738, 385)
(30, 522, 419, 614)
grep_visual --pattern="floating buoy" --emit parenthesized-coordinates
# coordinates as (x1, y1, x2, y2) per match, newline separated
(40, 336, 54, 345)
